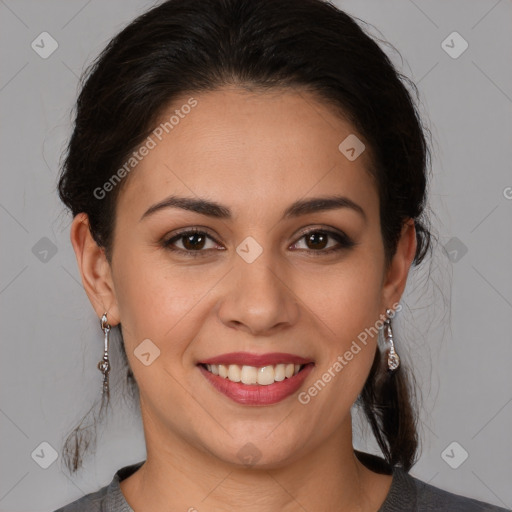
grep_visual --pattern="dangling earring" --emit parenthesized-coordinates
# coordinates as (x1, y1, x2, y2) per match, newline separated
(384, 308, 400, 371)
(97, 312, 111, 398)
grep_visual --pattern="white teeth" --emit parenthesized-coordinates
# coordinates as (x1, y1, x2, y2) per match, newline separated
(228, 364, 241, 382)
(241, 365, 257, 385)
(257, 366, 275, 385)
(205, 363, 305, 385)
(274, 364, 286, 381)
(218, 364, 228, 378)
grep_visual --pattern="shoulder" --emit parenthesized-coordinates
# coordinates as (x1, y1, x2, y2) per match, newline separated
(388, 467, 510, 512)
(52, 460, 145, 512)
(52, 483, 109, 512)
(413, 476, 510, 512)
(355, 451, 510, 512)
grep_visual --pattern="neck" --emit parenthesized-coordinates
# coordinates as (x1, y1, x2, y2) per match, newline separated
(120, 413, 392, 511)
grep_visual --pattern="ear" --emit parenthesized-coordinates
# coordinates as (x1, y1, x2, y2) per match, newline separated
(380, 218, 417, 310)
(69, 213, 120, 325)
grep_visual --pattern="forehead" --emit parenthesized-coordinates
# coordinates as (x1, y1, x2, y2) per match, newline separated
(116, 86, 378, 223)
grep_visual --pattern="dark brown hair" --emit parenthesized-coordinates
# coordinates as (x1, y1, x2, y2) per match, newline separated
(58, 0, 433, 474)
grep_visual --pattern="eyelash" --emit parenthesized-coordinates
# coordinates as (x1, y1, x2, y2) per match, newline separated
(161, 227, 356, 258)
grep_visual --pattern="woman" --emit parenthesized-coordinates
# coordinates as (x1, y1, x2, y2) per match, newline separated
(53, 0, 509, 510)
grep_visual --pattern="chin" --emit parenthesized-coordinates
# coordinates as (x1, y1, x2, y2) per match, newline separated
(202, 435, 305, 470)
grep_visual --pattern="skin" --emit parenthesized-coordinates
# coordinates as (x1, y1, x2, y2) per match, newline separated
(70, 86, 417, 511)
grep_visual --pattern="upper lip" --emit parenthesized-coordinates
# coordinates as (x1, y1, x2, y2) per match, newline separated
(198, 352, 314, 366)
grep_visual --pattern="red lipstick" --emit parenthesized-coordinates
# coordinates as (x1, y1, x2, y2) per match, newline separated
(197, 352, 315, 405)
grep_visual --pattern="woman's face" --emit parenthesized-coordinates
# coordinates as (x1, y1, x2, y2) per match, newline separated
(76, 86, 415, 468)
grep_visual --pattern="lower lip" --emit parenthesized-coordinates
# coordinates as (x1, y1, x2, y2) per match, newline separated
(198, 364, 314, 405)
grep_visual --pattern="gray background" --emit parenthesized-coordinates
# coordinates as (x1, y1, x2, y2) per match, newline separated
(1, 0, 511, 510)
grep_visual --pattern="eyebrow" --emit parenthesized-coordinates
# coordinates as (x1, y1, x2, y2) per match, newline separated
(139, 194, 367, 223)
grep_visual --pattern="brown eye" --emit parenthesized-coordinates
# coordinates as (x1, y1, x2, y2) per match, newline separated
(304, 231, 329, 250)
(162, 229, 221, 257)
(180, 232, 207, 251)
(290, 229, 356, 256)
(162, 227, 356, 258)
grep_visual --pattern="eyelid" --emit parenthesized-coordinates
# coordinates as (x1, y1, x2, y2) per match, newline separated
(293, 224, 350, 240)
(161, 226, 223, 250)
(168, 226, 218, 239)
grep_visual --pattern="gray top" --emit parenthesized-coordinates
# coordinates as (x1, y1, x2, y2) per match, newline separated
(53, 453, 510, 511)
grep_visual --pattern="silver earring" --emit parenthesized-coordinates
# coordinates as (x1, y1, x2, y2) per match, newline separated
(97, 313, 111, 398)
(384, 308, 400, 371)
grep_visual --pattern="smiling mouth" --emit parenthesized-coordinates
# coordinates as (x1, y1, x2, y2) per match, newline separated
(199, 363, 311, 386)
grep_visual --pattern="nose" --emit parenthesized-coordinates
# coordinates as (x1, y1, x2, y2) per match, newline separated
(216, 249, 300, 337)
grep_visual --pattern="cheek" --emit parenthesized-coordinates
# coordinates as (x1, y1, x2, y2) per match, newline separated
(110, 248, 175, 358)
(301, 250, 384, 341)
(299, 289, 381, 434)
(297, 252, 383, 412)
(112, 248, 219, 373)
